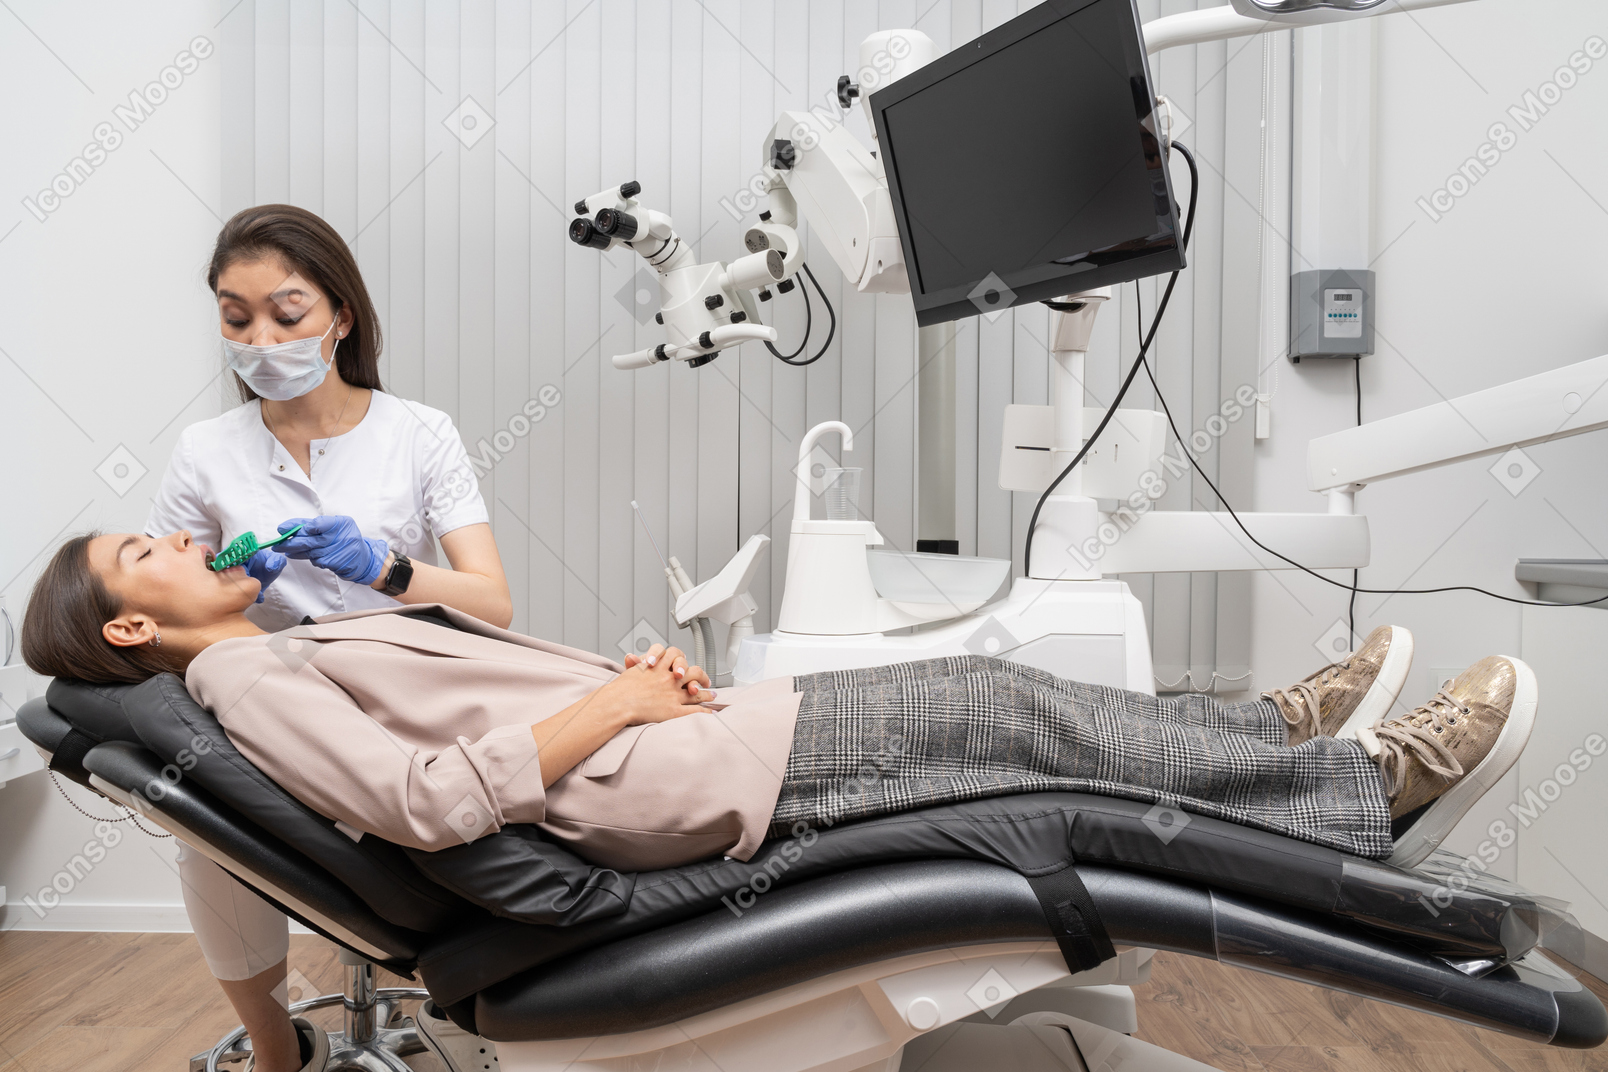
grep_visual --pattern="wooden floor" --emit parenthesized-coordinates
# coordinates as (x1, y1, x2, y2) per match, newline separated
(0, 930, 1604, 1071)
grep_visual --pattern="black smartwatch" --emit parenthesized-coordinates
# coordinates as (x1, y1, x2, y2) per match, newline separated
(379, 548, 414, 597)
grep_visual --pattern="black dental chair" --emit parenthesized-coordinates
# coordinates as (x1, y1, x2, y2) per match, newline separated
(17, 652, 1608, 1072)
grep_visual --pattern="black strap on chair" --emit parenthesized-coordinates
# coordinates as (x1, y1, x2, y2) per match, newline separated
(48, 726, 99, 779)
(1026, 865, 1115, 973)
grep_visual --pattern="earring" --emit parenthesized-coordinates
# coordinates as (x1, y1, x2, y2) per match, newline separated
(150, 632, 162, 647)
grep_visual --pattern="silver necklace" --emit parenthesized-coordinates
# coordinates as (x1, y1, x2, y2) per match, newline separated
(263, 380, 355, 467)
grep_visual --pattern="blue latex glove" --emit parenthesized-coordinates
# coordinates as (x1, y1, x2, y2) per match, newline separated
(276, 516, 390, 587)
(243, 548, 287, 604)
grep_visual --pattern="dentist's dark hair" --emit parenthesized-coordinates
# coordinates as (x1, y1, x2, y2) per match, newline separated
(208, 204, 385, 403)
(21, 534, 182, 685)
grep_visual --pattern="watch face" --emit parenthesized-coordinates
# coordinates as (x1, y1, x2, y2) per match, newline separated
(386, 554, 413, 595)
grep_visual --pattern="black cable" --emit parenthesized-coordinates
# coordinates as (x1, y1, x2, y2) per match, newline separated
(1023, 140, 1199, 577)
(802, 263, 837, 364)
(1135, 281, 1144, 348)
(765, 271, 812, 361)
(1349, 356, 1361, 644)
(1137, 355, 1608, 609)
(1027, 137, 1601, 610)
(766, 262, 837, 367)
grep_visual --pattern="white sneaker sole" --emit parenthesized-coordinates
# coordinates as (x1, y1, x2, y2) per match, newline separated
(1387, 655, 1538, 871)
(1334, 626, 1415, 741)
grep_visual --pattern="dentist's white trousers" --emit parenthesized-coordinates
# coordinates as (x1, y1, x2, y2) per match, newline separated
(177, 840, 289, 980)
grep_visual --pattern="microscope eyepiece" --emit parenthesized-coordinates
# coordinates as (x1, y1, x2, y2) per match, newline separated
(568, 217, 612, 249)
(595, 208, 639, 240)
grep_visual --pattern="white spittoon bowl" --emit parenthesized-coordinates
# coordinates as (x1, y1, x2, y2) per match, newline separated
(866, 550, 1012, 617)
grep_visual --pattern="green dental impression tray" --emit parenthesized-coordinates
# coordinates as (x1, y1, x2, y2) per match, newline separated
(209, 524, 303, 571)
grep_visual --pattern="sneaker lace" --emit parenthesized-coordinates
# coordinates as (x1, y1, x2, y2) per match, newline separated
(1263, 682, 1322, 738)
(1312, 655, 1353, 689)
(1262, 651, 1354, 738)
(1372, 687, 1470, 799)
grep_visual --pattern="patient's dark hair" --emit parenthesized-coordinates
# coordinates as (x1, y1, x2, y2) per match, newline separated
(21, 533, 181, 686)
(208, 203, 385, 404)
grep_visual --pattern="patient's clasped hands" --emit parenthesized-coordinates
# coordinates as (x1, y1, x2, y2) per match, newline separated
(532, 643, 713, 787)
(613, 643, 713, 721)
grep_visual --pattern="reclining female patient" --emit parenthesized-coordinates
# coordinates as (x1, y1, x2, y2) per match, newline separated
(25, 529, 1528, 869)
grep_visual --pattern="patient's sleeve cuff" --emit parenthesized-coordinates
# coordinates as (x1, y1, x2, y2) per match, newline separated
(464, 723, 547, 826)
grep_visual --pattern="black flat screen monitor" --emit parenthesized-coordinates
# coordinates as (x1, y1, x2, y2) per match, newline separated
(870, 0, 1182, 326)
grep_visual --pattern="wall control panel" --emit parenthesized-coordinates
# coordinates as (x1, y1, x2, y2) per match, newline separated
(1290, 268, 1374, 361)
(1324, 288, 1362, 338)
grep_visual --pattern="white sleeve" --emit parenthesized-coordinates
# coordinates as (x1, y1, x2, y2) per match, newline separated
(145, 429, 223, 549)
(413, 405, 491, 538)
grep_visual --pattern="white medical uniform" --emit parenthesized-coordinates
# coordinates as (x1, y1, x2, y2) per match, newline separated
(148, 390, 489, 631)
(146, 389, 490, 979)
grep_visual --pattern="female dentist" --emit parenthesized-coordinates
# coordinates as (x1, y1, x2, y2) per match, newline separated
(146, 203, 508, 1071)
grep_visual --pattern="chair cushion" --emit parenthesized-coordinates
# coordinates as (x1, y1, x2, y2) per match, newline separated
(467, 859, 1600, 1049)
(413, 791, 1553, 1007)
(405, 825, 633, 927)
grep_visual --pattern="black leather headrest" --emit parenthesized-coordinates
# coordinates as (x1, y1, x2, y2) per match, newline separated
(44, 678, 144, 744)
(121, 673, 477, 935)
(16, 681, 145, 789)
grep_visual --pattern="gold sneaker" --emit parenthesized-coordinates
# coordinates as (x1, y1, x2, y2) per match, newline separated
(1355, 655, 1538, 870)
(1262, 625, 1414, 746)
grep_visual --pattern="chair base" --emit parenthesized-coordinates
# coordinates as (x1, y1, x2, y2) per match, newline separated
(900, 1013, 1222, 1071)
(494, 944, 1196, 1072)
(190, 968, 429, 1072)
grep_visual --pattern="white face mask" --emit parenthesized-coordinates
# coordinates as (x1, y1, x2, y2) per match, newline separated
(224, 317, 340, 401)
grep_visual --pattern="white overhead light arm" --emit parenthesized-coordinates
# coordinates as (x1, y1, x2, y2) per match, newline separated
(1307, 354, 1608, 493)
(1142, 0, 1481, 55)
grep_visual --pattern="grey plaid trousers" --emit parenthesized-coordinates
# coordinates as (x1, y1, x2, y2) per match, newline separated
(770, 655, 1394, 859)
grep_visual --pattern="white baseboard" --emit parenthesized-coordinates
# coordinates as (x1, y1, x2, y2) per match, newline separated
(2, 901, 314, 935)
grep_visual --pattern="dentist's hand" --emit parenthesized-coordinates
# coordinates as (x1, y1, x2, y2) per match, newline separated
(243, 548, 287, 604)
(276, 516, 390, 586)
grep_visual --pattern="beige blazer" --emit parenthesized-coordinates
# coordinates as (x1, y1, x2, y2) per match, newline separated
(184, 605, 801, 870)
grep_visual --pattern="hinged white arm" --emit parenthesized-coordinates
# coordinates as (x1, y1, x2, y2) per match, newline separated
(1307, 354, 1608, 492)
(1143, 0, 1481, 54)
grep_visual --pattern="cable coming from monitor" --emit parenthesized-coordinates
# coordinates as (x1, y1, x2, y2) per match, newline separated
(1028, 141, 1608, 611)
